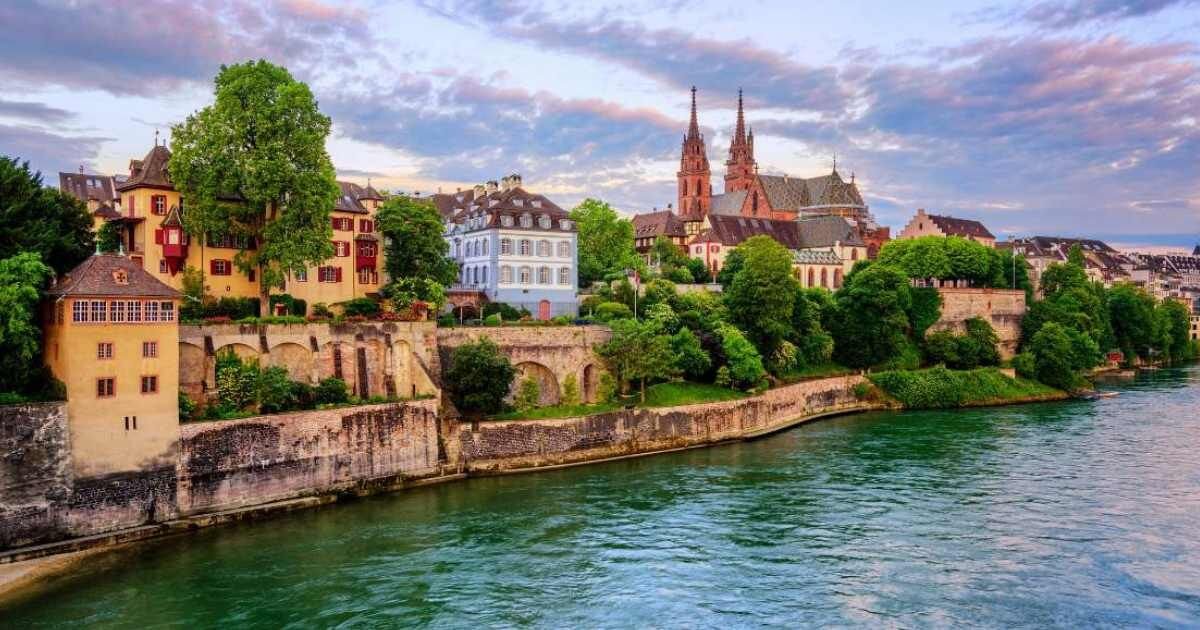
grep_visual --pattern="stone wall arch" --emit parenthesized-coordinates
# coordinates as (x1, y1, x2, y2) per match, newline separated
(268, 342, 314, 383)
(514, 361, 560, 406)
(581, 363, 600, 403)
(216, 342, 259, 363)
(179, 341, 207, 398)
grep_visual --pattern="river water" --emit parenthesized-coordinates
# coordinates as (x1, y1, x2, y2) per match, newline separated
(4, 366, 1199, 628)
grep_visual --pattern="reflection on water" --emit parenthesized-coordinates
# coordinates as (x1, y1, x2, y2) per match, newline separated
(4, 366, 1199, 628)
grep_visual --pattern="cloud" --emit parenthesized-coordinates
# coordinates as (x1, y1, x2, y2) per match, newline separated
(1019, 0, 1195, 28)
(0, 124, 113, 176)
(417, 0, 845, 112)
(0, 0, 374, 95)
(336, 168, 389, 179)
(0, 99, 74, 124)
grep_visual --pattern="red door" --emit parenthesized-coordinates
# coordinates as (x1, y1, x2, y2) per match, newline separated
(538, 300, 551, 321)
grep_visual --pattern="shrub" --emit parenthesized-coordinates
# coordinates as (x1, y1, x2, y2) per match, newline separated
(714, 365, 732, 388)
(342, 297, 381, 317)
(579, 295, 606, 315)
(598, 373, 618, 403)
(718, 325, 766, 390)
(551, 315, 573, 326)
(204, 297, 260, 320)
(178, 391, 198, 420)
(852, 382, 872, 400)
(483, 313, 503, 326)
(561, 373, 580, 406)
(257, 366, 297, 413)
(437, 314, 456, 327)
(483, 302, 525, 321)
(268, 294, 307, 317)
(445, 338, 516, 414)
(289, 381, 317, 410)
(594, 301, 634, 322)
(924, 330, 961, 367)
(1012, 352, 1036, 380)
(315, 377, 350, 405)
(870, 366, 1060, 409)
(312, 302, 334, 318)
(514, 377, 540, 412)
(215, 350, 259, 411)
(670, 328, 711, 381)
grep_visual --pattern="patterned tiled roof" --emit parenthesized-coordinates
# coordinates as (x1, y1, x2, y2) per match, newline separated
(47, 253, 180, 298)
(692, 215, 803, 248)
(793, 249, 843, 265)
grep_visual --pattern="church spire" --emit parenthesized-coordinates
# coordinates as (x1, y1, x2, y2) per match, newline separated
(678, 86, 711, 221)
(725, 88, 757, 192)
(733, 88, 746, 147)
(687, 85, 700, 141)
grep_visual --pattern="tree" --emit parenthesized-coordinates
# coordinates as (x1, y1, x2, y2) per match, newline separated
(0, 157, 93, 273)
(717, 324, 766, 389)
(724, 236, 798, 360)
(514, 377, 540, 412)
(670, 328, 711, 380)
(169, 60, 340, 315)
(376, 195, 458, 288)
(570, 198, 640, 287)
(0, 253, 53, 394)
(596, 318, 677, 401)
(830, 265, 912, 369)
(444, 338, 516, 414)
(650, 235, 689, 270)
(686, 257, 711, 284)
(1029, 322, 1097, 390)
(96, 221, 122, 254)
(1156, 299, 1196, 362)
(1107, 283, 1157, 360)
(790, 288, 834, 367)
(716, 247, 745, 287)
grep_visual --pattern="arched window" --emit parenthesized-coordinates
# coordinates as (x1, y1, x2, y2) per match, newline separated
(520, 213, 532, 228)
(482, 240, 488, 256)
(472, 267, 479, 284)
(851, 248, 858, 261)
(537, 240, 550, 257)
(482, 267, 488, 284)
(821, 268, 828, 288)
(519, 239, 531, 256)
(519, 266, 532, 284)
(558, 267, 570, 285)
(834, 269, 843, 288)
(557, 241, 570, 258)
(501, 266, 513, 283)
(751, 193, 758, 214)
(807, 269, 815, 287)
(500, 238, 512, 255)
(538, 266, 551, 284)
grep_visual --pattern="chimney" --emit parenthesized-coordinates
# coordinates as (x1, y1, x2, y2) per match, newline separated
(473, 183, 486, 197)
(485, 180, 498, 194)
(510, 173, 522, 189)
(500, 175, 512, 191)
(79, 164, 85, 174)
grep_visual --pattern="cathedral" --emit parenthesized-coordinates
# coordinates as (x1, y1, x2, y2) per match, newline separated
(634, 87, 889, 264)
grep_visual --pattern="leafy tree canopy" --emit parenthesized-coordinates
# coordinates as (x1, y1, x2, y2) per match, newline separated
(0, 252, 54, 393)
(596, 317, 678, 401)
(445, 338, 516, 414)
(569, 198, 641, 287)
(830, 264, 912, 369)
(376, 195, 458, 288)
(724, 235, 798, 360)
(0, 157, 93, 273)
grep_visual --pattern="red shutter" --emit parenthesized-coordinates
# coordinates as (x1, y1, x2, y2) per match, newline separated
(335, 267, 343, 282)
(154, 229, 164, 244)
(210, 259, 218, 274)
(332, 217, 339, 230)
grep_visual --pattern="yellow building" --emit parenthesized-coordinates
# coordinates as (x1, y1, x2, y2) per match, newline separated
(101, 142, 385, 311)
(43, 253, 181, 477)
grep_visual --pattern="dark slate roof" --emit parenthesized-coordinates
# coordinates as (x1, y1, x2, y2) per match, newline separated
(59, 172, 120, 204)
(46, 254, 181, 298)
(928, 214, 995, 239)
(443, 186, 573, 234)
(692, 215, 802, 248)
(335, 181, 377, 214)
(118, 145, 173, 191)
(92, 204, 121, 220)
(632, 210, 687, 239)
(796, 215, 865, 248)
(710, 190, 748, 215)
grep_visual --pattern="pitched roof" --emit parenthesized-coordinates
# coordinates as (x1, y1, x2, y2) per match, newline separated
(796, 215, 865, 248)
(710, 190, 748, 215)
(750, 170, 866, 212)
(757, 175, 810, 210)
(59, 172, 120, 204)
(46, 254, 180, 299)
(632, 210, 687, 239)
(693, 215, 802, 248)
(928, 214, 995, 239)
(335, 181, 378, 214)
(441, 185, 573, 235)
(92, 204, 121, 220)
(117, 145, 173, 191)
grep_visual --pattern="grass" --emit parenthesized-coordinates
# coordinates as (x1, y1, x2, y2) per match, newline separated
(868, 366, 1066, 409)
(777, 363, 855, 383)
(489, 381, 747, 421)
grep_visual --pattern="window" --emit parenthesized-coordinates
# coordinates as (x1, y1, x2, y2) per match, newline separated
(97, 378, 115, 398)
(501, 215, 513, 227)
(248, 269, 256, 282)
(126, 300, 142, 322)
(140, 376, 158, 394)
(500, 239, 512, 255)
(97, 342, 113, 359)
(357, 242, 377, 257)
(519, 239, 531, 256)
(160, 301, 175, 322)
(538, 266, 551, 284)
(319, 266, 342, 283)
(211, 259, 232, 276)
(519, 266, 532, 284)
(557, 242, 570, 258)
(158, 259, 167, 274)
(558, 267, 570, 285)
(537, 240, 550, 257)
(520, 213, 532, 228)
(90, 300, 106, 322)
(73, 301, 88, 323)
(295, 268, 308, 282)
(334, 241, 350, 257)
(482, 240, 488, 256)
(560, 219, 572, 230)
(207, 233, 254, 249)
(145, 301, 159, 322)
(538, 215, 551, 229)
(358, 268, 378, 284)
(501, 266, 513, 283)
(332, 217, 353, 231)
(142, 341, 157, 358)
(124, 416, 138, 431)
(128, 196, 135, 215)
(110, 301, 127, 323)
(152, 195, 167, 215)
(359, 219, 373, 233)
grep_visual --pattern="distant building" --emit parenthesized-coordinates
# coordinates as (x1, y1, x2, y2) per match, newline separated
(632, 209, 689, 265)
(1004, 236, 1133, 293)
(435, 176, 578, 319)
(42, 253, 181, 478)
(897, 208, 996, 247)
(59, 168, 123, 229)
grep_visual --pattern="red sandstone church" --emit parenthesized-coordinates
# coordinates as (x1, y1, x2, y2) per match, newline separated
(633, 88, 890, 265)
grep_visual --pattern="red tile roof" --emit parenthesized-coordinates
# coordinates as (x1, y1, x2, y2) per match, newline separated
(46, 254, 181, 299)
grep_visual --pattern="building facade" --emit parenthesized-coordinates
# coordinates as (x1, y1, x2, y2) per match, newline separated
(898, 208, 996, 247)
(42, 253, 181, 477)
(436, 176, 578, 319)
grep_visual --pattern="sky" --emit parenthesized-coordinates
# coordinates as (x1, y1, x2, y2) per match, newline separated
(1, 0, 1198, 251)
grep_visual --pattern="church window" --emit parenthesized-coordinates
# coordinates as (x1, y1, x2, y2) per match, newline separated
(821, 268, 828, 288)
(808, 269, 815, 287)
(752, 193, 758, 214)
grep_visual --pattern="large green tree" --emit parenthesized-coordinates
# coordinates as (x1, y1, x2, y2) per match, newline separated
(0, 157, 93, 273)
(444, 338, 516, 415)
(0, 253, 54, 394)
(830, 265, 913, 369)
(1107, 283, 1158, 360)
(376, 194, 457, 309)
(169, 60, 340, 314)
(570, 199, 640, 286)
(724, 235, 798, 360)
(596, 317, 677, 401)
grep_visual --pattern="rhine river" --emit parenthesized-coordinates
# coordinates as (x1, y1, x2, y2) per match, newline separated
(4, 366, 1199, 628)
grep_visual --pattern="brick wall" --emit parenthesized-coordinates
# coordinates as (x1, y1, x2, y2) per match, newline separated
(0, 403, 71, 548)
(931, 288, 1026, 358)
(176, 400, 440, 515)
(454, 375, 871, 472)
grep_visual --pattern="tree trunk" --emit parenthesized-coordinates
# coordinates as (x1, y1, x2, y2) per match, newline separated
(259, 263, 269, 317)
(640, 377, 646, 403)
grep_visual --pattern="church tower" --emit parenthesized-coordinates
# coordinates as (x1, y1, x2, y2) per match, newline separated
(724, 89, 757, 192)
(677, 86, 711, 220)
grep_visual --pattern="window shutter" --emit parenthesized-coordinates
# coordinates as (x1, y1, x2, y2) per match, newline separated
(210, 260, 218, 274)
(335, 267, 343, 282)
(154, 229, 164, 244)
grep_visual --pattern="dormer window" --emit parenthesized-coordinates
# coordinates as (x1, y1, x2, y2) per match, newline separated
(560, 219, 572, 230)
(501, 215, 514, 227)
(532, 200, 542, 208)
(514, 199, 524, 207)
(519, 213, 532, 228)
(538, 215, 551, 229)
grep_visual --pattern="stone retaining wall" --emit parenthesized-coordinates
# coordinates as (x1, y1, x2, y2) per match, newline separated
(454, 375, 871, 472)
(932, 288, 1026, 358)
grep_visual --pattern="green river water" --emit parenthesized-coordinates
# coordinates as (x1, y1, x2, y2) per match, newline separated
(4, 366, 1199, 628)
